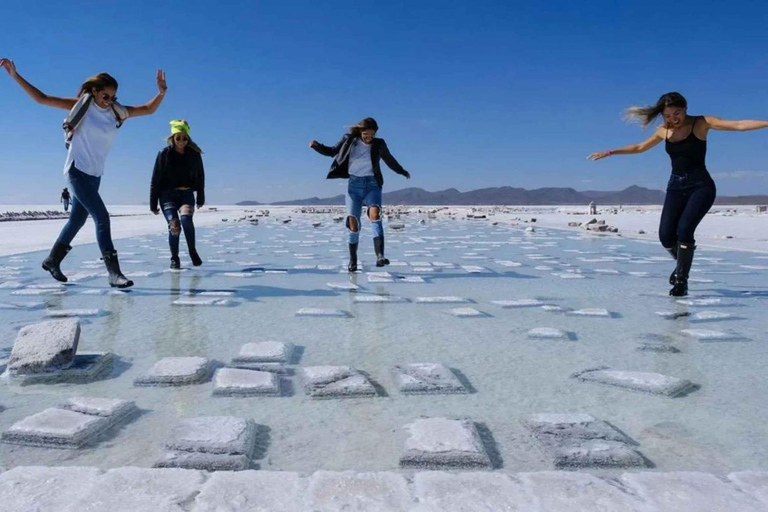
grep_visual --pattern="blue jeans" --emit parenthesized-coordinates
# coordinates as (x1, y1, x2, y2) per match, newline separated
(345, 176, 383, 244)
(160, 189, 196, 256)
(659, 174, 716, 248)
(56, 167, 114, 253)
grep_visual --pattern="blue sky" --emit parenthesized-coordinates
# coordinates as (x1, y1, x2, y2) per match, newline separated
(2, 0, 768, 204)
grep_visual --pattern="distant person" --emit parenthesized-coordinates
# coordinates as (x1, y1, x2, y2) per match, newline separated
(588, 92, 768, 296)
(60, 187, 70, 212)
(310, 117, 411, 271)
(1, 58, 167, 288)
(150, 119, 205, 269)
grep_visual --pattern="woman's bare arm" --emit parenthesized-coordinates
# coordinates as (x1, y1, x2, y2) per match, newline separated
(587, 128, 665, 160)
(1, 59, 76, 110)
(704, 116, 768, 132)
(125, 70, 167, 118)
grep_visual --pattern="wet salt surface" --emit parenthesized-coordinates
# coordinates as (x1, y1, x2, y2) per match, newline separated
(0, 215, 767, 475)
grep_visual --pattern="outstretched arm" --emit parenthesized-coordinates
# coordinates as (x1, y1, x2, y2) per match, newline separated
(379, 140, 410, 178)
(125, 70, 167, 118)
(587, 129, 665, 160)
(0, 59, 76, 110)
(704, 116, 768, 132)
(309, 136, 346, 157)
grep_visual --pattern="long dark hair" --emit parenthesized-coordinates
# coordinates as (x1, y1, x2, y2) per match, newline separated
(348, 117, 379, 138)
(77, 73, 119, 98)
(625, 92, 687, 128)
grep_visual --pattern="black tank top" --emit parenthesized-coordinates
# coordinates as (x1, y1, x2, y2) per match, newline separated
(665, 116, 708, 177)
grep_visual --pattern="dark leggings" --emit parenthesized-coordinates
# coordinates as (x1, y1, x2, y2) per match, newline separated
(160, 189, 196, 256)
(658, 175, 716, 248)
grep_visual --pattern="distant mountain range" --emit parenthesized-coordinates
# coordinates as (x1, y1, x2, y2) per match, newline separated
(237, 185, 768, 206)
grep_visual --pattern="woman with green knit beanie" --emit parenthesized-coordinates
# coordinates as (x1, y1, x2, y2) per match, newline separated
(150, 119, 206, 269)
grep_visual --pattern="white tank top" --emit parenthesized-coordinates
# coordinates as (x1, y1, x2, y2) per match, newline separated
(63, 103, 125, 177)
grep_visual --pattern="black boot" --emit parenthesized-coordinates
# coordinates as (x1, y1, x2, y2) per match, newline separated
(665, 246, 677, 285)
(103, 251, 134, 288)
(348, 243, 358, 272)
(669, 242, 694, 297)
(189, 248, 203, 267)
(42, 242, 71, 282)
(373, 236, 389, 267)
(170, 254, 181, 269)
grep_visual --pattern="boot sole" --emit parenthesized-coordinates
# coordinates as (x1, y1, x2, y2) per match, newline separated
(42, 263, 68, 283)
(110, 281, 134, 289)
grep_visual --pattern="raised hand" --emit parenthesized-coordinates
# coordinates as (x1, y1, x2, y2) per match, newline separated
(0, 58, 18, 77)
(587, 151, 611, 161)
(309, 140, 319, 148)
(403, 171, 411, 179)
(156, 69, 167, 93)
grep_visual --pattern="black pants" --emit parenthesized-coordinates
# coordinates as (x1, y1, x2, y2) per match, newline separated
(658, 174, 716, 248)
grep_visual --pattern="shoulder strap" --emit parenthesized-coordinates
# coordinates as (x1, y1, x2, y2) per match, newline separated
(63, 94, 93, 148)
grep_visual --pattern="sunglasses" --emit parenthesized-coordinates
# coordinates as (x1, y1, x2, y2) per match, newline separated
(173, 135, 189, 142)
(100, 92, 117, 102)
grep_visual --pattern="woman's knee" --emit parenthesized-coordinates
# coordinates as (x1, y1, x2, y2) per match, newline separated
(367, 206, 381, 221)
(180, 205, 194, 218)
(346, 216, 359, 232)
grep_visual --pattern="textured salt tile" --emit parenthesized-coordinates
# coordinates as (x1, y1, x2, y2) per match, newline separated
(45, 308, 105, 318)
(729, 471, 768, 506)
(0, 466, 102, 512)
(415, 296, 471, 304)
(367, 272, 394, 283)
(0, 281, 24, 289)
(691, 311, 735, 322)
(569, 308, 611, 317)
(398, 275, 425, 283)
(551, 439, 648, 468)
(680, 329, 743, 341)
(622, 472, 765, 512)
(410, 261, 432, 267)
(535, 265, 554, 270)
(636, 342, 681, 353)
(155, 452, 250, 471)
(195, 291, 236, 296)
(8, 319, 80, 374)
(593, 268, 621, 274)
(496, 260, 523, 267)
(1, 408, 108, 448)
(461, 265, 491, 273)
(166, 416, 256, 455)
(492, 299, 544, 308)
(655, 310, 691, 320)
(326, 281, 360, 291)
(213, 368, 281, 396)
(519, 472, 646, 512)
(523, 413, 632, 444)
(411, 267, 437, 274)
(12, 288, 66, 295)
(552, 272, 586, 279)
(400, 418, 491, 468)
(0, 301, 45, 310)
(541, 305, 565, 312)
(414, 472, 536, 512)
(72, 467, 206, 512)
(306, 471, 412, 512)
(393, 363, 467, 395)
(295, 308, 352, 318)
(676, 298, 723, 306)
(233, 341, 293, 363)
(11, 352, 115, 385)
(194, 471, 305, 512)
(353, 295, 409, 303)
(300, 366, 377, 399)
(446, 307, 488, 318)
(572, 367, 696, 397)
(527, 327, 569, 339)
(124, 270, 160, 278)
(172, 297, 235, 306)
(62, 396, 136, 420)
(134, 357, 211, 386)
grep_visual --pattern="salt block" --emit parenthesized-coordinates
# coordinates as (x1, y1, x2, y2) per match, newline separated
(676, 298, 722, 306)
(691, 311, 734, 322)
(172, 297, 234, 306)
(45, 308, 104, 318)
(0, 301, 45, 310)
(353, 295, 408, 303)
(300, 366, 377, 399)
(1, 408, 108, 448)
(134, 357, 211, 387)
(552, 439, 648, 468)
(492, 299, 544, 308)
(233, 341, 293, 363)
(8, 318, 80, 374)
(393, 363, 467, 395)
(541, 305, 565, 312)
(446, 308, 487, 318)
(527, 327, 569, 339)
(636, 343, 681, 353)
(568, 308, 611, 317)
(655, 310, 691, 320)
(496, 260, 523, 267)
(572, 367, 696, 397)
(72, 467, 206, 512)
(414, 472, 536, 512)
(307, 471, 413, 512)
(62, 396, 137, 421)
(12, 352, 115, 385)
(213, 368, 281, 396)
(194, 471, 305, 512)
(523, 413, 632, 444)
(680, 329, 743, 341)
(326, 281, 360, 291)
(729, 471, 768, 506)
(622, 472, 765, 512)
(0, 466, 102, 512)
(519, 471, 647, 512)
(166, 416, 256, 456)
(461, 265, 491, 273)
(415, 296, 470, 304)
(398, 276, 425, 283)
(295, 308, 351, 318)
(155, 452, 250, 471)
(228, 361, 287, 373)
(400, 418, 491, 468)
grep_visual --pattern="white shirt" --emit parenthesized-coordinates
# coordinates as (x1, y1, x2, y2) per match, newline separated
(348, 139, 374, 177)
(63, 103, 126, 177)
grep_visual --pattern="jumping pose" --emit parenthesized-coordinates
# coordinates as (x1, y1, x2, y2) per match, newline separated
(1, 58, 167, 288)
(310, 118, 411, 271)
(588, 92, 768, 296)
(150, 120, 205, 269)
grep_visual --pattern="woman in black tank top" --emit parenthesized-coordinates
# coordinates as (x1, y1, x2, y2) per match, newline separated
(588, 92, 768, 296)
